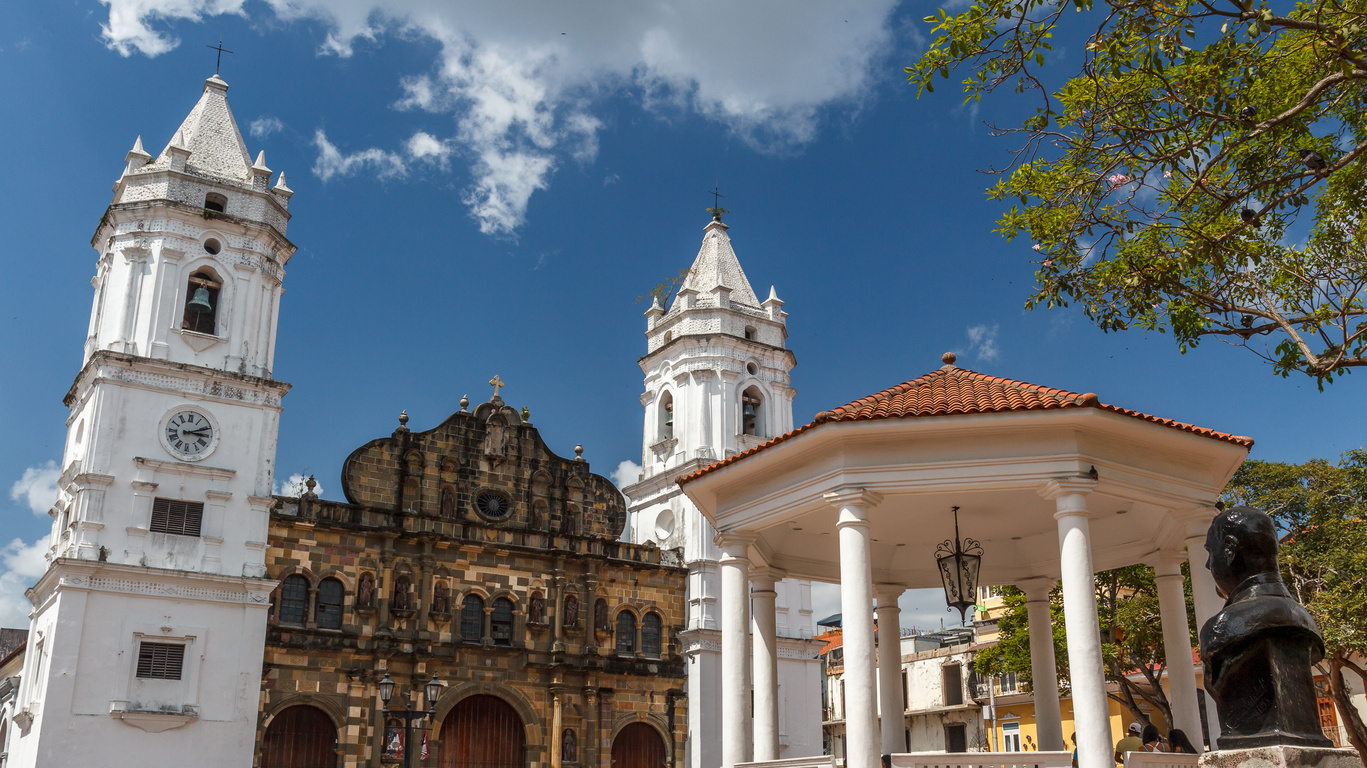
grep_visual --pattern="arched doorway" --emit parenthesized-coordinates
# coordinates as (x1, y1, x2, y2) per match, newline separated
(612, 722, 667, 768)
(440, 694, 525, 768)
(261, 705, 337, 768)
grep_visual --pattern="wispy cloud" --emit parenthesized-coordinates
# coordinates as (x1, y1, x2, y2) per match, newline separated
(966, 324, 1000, 362)
(98, 0, 903, 236)
(312, 129, 406, 182)
(0, 536, 47, 627)
(10, 461, 58, 516)
(250, 115, 284, 139)
(277, 473, 324, 498)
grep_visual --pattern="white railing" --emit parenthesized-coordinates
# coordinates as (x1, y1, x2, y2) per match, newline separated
(890, 752, 1071, 768)
(1124, 753, 1198, 768)
(737, 756, 836, 768)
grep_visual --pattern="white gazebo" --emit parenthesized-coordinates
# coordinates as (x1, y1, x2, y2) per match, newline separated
(678, 354, 1251, 768)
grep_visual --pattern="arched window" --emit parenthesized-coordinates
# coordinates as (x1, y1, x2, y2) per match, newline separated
(616, 611, 637, 655)
(182, 270, 220, 335)
(315, 577, 344, 629)
(279, 575, 308, 625)
(204, 193, 227, 213)
(491, 597, 515, 646)
(741, 386, 765, 437)
(461, 594, 484, 642)
(642, 612, 663, 657)
(658, 391, 674, 441)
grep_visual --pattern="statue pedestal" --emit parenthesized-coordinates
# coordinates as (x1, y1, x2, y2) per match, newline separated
(1199, 746, 1362, 768)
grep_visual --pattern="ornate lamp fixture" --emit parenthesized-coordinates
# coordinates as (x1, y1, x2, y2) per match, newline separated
(935, 506, 983, 624)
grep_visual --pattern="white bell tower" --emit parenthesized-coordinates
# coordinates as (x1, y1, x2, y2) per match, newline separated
(7, 74, 293, 768)
(623, 214, 823, 768)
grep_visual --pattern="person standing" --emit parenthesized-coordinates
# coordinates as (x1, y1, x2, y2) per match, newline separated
(1114, 723, 1143, 765)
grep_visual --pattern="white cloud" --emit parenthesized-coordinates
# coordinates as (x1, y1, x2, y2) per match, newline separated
(611, 460, 642, 491)
(98, 0, 902, 235)
(250, 115, 284, 139)
(810, 583, 973, 633)
(0, 536, 48, 628)
(406, 130, 453, 166)
(966, 324, 1000, 362)
(10, 461, 59, 516)
(312, 129, 407, 182)
(277, 473, 324, 498)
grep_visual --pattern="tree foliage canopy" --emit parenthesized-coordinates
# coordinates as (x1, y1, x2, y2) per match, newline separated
(908, 0, 1367, 384)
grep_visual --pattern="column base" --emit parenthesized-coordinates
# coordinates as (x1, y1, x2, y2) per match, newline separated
(1197, 745, 1361, 768)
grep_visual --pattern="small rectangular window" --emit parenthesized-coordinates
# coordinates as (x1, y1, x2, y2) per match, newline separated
(136, 642, 185, 680)
(943, 664, 963, 706)
(150, 498, 203, 537)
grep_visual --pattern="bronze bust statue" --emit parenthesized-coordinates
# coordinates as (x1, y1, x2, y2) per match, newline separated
(1199, 506, 1333, 749)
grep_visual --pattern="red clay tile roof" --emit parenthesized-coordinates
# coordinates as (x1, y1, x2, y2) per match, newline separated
(677, 359, 1253, 486)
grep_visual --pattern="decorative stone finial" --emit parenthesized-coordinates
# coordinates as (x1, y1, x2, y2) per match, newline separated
(574, 444, 584, 462)
(251, 150, 271, 174)
(126, 135, 152, 164)
(399, 410, 409, 427)
(271, 172, 294, 199)
(520, 406, 531, 422)
(460, 395, 470, 412)
(942, 352, 957, 366)
(304, 475, 317, 498)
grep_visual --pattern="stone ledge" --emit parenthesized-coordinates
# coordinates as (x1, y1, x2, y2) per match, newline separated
(1198, 745, 1362, 768)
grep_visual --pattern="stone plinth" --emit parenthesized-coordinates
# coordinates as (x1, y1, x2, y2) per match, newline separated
(1198, 746, 1362, 768)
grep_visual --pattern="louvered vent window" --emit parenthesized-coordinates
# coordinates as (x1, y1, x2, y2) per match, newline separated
(150, 498, 204, 537)
(135, 642, 185, 680)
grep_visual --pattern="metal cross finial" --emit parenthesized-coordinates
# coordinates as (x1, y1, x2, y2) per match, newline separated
(706, 184, 730, 222)
(207, 34, 233, 75)
(489, 375, 505, 398)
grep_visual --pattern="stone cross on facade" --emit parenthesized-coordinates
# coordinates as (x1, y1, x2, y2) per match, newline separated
(489, 375, 505, 399)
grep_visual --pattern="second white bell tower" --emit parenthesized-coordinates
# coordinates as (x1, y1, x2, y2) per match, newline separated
(624, 213, 823, 768)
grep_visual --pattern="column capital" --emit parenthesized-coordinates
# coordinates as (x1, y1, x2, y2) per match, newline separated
(1016, 577, 1056, 602)
(1037, 478, 1096, 504)
(749, 567, 787, 589)
(1144, 550, 1187, 578)
(715, 531, 757, 558)
(873, 584, 905, 605)
(823, 487, 883, 510)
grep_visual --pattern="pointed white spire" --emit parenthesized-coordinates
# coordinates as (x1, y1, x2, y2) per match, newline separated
(678, 216, 761, 308)
(271, 172, 294, 198)
(252, 150, 270, 172)
(767, 285, 779, 302)
(126, 135, 152, 162)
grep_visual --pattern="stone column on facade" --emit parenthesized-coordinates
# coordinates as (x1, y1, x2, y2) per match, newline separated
(1151, 552, 1203, 752)
(585, 576, 599, 656)
(824, 488, 882, 768)
(873, 584, 905, 757)
(1185, 513, 1224, 748)
(552, 689, 565, 768)
(718, 532, 755, 768)
(1017, 577, 1064, 752)
(751, 567, 783, 762)
(379, 550, 395, 627)
(584, 687, 600, 768)
(1042, 481, 1110, 768)
(553, 571, 567, 653)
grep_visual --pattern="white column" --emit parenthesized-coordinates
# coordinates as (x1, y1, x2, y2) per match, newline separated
(1185, 519, 1224, 748)
(1152, 553, 1203, 752)
(1017, 577, 1064, 752)
(1042, 482, 1110, 768)
(719, 533, 755, 768)
(874, 585, 905, 756)
(824, 488, 882, 768)
(752, 568, 783, 762)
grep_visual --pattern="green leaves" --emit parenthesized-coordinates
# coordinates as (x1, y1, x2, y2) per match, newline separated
(908, 0, 1367, 383)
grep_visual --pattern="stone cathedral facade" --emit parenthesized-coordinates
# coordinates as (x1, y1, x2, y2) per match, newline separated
(259, 395, 688, 768)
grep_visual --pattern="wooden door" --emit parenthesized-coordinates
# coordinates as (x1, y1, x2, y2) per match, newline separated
(261, 705, 337, 768)
(612, 723, 667, 768)
(440, 695, 525, 768)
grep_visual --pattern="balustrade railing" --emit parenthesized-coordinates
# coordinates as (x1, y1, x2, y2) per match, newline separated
(889, 752, 1071, 768)
(1123, 752, 1199, 768)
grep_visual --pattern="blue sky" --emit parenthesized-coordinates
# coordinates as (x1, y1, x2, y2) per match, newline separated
(1, 1, 1361, 629)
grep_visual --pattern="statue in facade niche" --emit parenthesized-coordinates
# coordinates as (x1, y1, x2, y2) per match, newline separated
(563, 594, 579, 628)
(358, 574, 375, 608)
(563, 729, 577, 764)
(1199, 506, 1334, 749)
(432, 582, 449, 614)
(594, 599, 609, 631)
(528, 593, 545, 624)
(393, 578, 410, 611)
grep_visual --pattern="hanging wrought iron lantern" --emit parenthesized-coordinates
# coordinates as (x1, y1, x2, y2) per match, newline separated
(935, 506, 983, 623)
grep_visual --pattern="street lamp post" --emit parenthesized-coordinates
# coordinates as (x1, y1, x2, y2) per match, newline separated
(379, 672, 446, 768)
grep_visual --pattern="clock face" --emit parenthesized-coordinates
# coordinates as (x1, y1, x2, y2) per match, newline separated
(162, 408, 216, 460)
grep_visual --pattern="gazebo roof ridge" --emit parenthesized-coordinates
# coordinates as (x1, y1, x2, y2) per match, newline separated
(678, 356, 1253, 487)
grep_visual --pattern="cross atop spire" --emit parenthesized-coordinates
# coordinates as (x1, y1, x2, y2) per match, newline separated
(207, 34, 233, 75)
(706, 184, 730, 222)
